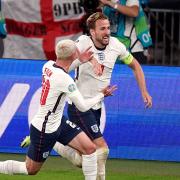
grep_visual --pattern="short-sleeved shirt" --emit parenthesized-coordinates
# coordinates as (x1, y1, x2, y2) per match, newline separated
(31, 61, 78, 133)
(75, 35, 133, 109)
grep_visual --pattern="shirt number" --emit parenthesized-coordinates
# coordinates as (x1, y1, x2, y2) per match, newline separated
(40, 76, 50, 105)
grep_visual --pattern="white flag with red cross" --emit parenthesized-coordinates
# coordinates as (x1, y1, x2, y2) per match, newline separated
(1, 0, 84, 60)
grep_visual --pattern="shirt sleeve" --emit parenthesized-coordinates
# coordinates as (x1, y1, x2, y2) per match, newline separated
(75, 35, 90, 52)
(68, 90, 104, 112)
(64, 76, 104, 112)
(126, 0, 139, 6)
(113, 37, 133, 65)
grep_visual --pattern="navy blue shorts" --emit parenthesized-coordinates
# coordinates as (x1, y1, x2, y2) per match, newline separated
(27, 116, 82, 162)
(67, 103, 102, 140)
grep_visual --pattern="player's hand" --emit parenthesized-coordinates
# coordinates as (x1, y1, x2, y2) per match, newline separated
(142, 91, 152, 108)
(102, 85, 118, 97)
(90, 57, 103, 76)
(78, 46, 93, 63)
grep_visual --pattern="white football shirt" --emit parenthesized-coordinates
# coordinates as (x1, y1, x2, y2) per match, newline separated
(31, 60, 104, 133)
(75, 35, 133, 109)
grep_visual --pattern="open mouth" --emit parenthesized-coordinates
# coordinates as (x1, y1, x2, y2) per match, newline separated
(103, 36, 109, 41)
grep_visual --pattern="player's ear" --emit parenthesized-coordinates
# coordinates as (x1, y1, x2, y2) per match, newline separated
(90, 29, 95, 36)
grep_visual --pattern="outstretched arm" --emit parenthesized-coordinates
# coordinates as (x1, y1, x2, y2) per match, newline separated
(128, 58, 152, 108)
(68, 84, 117, 112)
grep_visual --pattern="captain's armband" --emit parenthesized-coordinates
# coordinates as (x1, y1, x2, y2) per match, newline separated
(121, 53, 133, 65)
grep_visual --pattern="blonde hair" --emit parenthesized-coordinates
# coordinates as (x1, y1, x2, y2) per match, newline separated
(55, 39, 77, 59)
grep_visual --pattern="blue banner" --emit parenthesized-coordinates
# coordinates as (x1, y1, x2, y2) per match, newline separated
(0, 58, 180, 162)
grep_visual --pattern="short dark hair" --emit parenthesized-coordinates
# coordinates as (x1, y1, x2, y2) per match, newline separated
(86, 12, 108, 30)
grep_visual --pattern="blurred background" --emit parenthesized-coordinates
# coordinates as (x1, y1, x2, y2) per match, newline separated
(0, 0, 180, 65)
(145, 0, 180, 65)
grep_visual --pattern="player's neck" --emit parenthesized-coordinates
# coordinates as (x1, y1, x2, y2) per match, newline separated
(55, 61, 71, 72)
(91, 37, 106, 50)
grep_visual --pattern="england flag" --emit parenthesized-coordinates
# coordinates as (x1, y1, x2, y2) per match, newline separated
(1, 0, 84, 60)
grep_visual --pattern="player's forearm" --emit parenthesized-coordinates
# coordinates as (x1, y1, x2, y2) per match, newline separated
(134, 67, 147, 93)
(134, 66, 147, 94)
(68, 59, 82, 72)
(129, 59, 147, 94)
(115, 4, 139, 17)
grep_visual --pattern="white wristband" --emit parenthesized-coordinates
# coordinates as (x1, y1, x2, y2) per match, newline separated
(114, 3, 118, 9)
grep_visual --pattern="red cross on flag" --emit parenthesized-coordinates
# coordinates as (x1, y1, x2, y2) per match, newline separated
(2, 0, 84, 60)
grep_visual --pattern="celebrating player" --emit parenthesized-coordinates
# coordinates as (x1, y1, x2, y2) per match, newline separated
(21, 12, 152, 180)
(0, 39, 117, 180)
(53, 12, 152, 180)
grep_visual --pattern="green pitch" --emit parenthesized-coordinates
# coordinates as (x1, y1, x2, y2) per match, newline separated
(0, 153, 180, 180)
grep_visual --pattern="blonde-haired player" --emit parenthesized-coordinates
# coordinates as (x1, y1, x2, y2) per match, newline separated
(0, 39, 116, 180)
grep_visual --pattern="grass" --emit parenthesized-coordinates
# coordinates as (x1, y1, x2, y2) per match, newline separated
(0, 153, 180, 179)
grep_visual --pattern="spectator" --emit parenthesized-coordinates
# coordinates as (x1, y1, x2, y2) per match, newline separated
(100, 0, 152, 64)
(79, 0, 102, 34)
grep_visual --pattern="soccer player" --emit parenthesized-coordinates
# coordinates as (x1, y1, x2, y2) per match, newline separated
(53, 12, 152, 180)
(0, 39, 117, 180)
(21, 12, 152, 180)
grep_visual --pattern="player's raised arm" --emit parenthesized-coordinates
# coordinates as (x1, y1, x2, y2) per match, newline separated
(68, 46, 93, 71)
